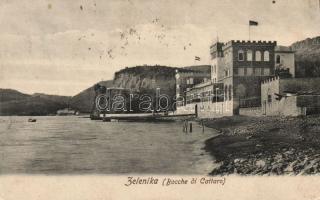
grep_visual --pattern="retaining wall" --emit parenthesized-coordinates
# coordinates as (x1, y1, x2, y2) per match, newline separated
(239, 107, 262, 116)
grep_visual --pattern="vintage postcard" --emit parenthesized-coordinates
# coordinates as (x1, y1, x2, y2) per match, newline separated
(1, 0, 320, 199)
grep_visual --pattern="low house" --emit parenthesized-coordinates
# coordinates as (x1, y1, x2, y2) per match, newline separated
(261, 77, 320, 116)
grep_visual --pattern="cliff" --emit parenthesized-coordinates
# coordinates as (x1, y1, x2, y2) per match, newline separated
(113, 65, 176, 96)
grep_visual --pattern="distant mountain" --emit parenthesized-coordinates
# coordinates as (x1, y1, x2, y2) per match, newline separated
(0, 89, 70, 116)
(290, 36, 320, 77)
(0, 89, 30, 102)
(32, 93, 71, 105)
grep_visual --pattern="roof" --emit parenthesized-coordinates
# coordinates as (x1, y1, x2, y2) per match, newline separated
(193, 80, 213, 89)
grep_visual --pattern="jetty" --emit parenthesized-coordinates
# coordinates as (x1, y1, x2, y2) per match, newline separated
(90, 113, 196, 122)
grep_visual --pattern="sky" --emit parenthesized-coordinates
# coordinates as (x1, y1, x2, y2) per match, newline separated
(0, 0, 320, 96)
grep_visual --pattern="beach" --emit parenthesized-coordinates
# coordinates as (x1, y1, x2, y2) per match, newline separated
(202, 115, 320, 175)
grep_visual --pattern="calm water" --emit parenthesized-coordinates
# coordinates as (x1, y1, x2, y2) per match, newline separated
(0, 116, 217, 174)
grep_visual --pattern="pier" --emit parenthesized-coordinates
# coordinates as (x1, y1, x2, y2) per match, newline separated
(91, 113, 196, 122)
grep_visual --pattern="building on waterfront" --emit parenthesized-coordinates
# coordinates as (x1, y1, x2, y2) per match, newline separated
(175, 65, 211, 106)
(177, 40, 279, 117)
(175, 39, 318, 117)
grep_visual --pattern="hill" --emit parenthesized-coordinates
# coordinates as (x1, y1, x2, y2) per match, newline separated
(183, 65, 211, 73)
(32, 93, 71, 105)
(0, 89, 30, 102)
(0, 89, 70, 116)
(291, 36, 320, 62)
(69, 80, 114, 113)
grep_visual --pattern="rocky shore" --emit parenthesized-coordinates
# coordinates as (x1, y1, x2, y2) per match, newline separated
(202, 115, 320, 175)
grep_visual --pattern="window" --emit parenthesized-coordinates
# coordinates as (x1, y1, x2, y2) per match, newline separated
(238, 50, 244, 61)
(247, 68, 253, 76)
(225, 70, 229, 77)
(228, 85, 232, 100)
(261, 68, 265, 76)
(247, 50, 253, 61)
(239, 68, 244, 76)
(264, 51, 270, 61)
(214, 65, 216, 73)
(224, 86, 228, 101)
(244, 68, 247, 76)
(234, 68, 238, 76)
(255, 51, 261, 61)
(264, 68, 270, 75)
(276, 55, 281, 64)
(256, 68, 261, 76)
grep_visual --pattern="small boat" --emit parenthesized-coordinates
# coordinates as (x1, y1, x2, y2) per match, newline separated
(28, 118, 37, 122)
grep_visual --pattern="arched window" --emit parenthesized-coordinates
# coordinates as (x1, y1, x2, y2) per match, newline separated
(238, 50, 244, 61)
(228, 85, 232, 100)
(255, 51, 261, 61)
(264, 51, 270, 61)
(247, 50, 253, 61)
(276, 55, 281, 64)
(247, 50, 252, 61)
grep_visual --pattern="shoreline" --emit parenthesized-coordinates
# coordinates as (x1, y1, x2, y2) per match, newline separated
(201, 115, 320, 175)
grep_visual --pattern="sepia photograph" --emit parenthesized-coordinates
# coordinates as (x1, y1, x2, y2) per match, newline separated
(0, 0, 320, 199)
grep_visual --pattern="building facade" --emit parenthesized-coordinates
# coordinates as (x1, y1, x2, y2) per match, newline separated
(175, 67, 211, 106)
(177, 40, 280, 117)
(274, 46, 295, 77)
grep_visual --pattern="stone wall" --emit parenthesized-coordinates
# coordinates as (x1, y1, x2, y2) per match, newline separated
(239, 107, 262, 116)
(278, 96, 306, 116)
(176, 100, 233, 118)
(176, 104, 196, 115)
